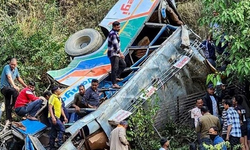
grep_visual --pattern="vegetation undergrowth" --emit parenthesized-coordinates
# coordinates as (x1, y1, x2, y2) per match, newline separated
(0, 0, 117, 98)
(127, 92, 196, 150)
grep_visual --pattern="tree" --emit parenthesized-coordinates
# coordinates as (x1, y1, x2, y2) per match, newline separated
(199, 0, 250, 82)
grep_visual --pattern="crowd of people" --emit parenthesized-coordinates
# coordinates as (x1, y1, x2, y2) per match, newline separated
(0, 58, 108, 149)
(0, 20, 128, 149)
(190, 83, 250, 150)
(0, 17, 247, 150)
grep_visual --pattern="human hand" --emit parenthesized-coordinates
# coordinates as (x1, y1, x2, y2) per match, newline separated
(39, 96, 47, 101)
(14, 85, 20, 92)
(75, 106, 80, 113)
(120, 53, 125, 59)
(63, 117, 68, 124)
(52, 117, 57, 125)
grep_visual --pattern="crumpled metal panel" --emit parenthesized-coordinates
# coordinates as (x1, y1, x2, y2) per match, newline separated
(62, 26, 209, 145)
(59, 140, 77, 150)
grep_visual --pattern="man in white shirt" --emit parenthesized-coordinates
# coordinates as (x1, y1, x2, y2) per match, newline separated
(191, 98, 203, 127)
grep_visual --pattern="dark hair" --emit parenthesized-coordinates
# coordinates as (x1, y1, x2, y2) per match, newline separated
(78, 84, 85, 89)
(233, 95, 243, 105)
(29, 80, 36, 86)
(196, 98, 203, 103)
(200, 106, 209, 113)
(189, 143, 196, 150)
(224, 99, 232, 107)
(112, 21, 120, 27)
(210, 126, 218, 132)
(51, 86, 59, 93)
(120, 120, 128, 126)
(160, 138, 168, 146)
(43, 91, 52, 97)
(91, 79, 98, 83)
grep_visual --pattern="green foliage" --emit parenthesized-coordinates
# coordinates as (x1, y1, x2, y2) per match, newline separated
(127, 93, 160, 150)
(127, 92, 196, 149)
(0, 0, 116, 94)
(206, 73, 222, 87)
(203, 141, 241, 150)
(161, 122, 196, 149)
(199, 0, 250, 82)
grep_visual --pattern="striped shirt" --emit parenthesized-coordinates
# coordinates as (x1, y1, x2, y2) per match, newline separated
(226, 107, 241, 137)
(221, 109, 228, 135)
(107, 30, 121, 58)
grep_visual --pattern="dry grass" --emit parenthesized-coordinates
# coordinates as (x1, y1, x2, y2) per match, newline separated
(177, 0, 207, 39)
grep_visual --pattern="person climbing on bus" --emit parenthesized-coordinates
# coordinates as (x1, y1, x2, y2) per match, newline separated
(107, 21, 126, 89)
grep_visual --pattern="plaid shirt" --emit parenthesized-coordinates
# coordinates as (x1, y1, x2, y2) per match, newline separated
(226, 107, 241, 137)
(107, 30, 120, 58)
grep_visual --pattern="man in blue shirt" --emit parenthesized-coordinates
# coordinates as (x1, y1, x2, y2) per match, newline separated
(107, 21, 126, 89)
(208, 126, 227, 150)
(0, 58, 27, 123)
(82, 79, 100, 108)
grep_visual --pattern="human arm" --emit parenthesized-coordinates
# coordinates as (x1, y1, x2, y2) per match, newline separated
(217, 118, 221, 131)
(226, 112, 232, 141)
(118, 128, 129, 146)
(82, 90, 91, 107)
(195, 118, 201, 133)
(61, 107, 68, 124)
(226, 124, 232, 141)
(26, 90, 40, 101)
(6, 74, 19, 91)
(72, 94, 80, 112)
(48, 104, 57, 125)
(17, 76, 27, 88)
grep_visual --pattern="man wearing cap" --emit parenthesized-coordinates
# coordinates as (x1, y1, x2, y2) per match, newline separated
(159, 137, 170, 150)
(48, 86, 68, 149)
(203, 83, 220, 117)
(107, 21, 126, 89)
(14, 81, 44, 120)
(110, 120, 129, 150)
(208, 126, 227, 150)
(0, 58, 27, 123)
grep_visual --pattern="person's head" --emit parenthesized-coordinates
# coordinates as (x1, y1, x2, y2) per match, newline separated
(207, 34, 213, 41)
(196, 98, 204, 109)
(112, 21, 120, 32)
(213, 10, 219, 17)
(78, 84, 85, 95)
(28, 80, 36, 91)
(207, 83, 215, 95)
(119, 120, 128, 128)
(160, 138, 170, 149)
(200, 106, 209, 115)
(9, 58, 17, 70)
(91, 79, 99, 91)
(51, 86, 61, 95)
(208, 126, 219, 140)
(232, 95, 243, 107)
(223, 99, 232, 110)
(43, 91, 52, 100)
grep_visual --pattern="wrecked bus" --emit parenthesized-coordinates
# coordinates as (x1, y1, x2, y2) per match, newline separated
(0, 0, 211, 149)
